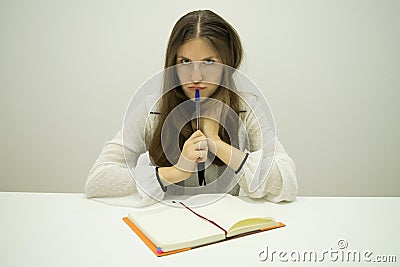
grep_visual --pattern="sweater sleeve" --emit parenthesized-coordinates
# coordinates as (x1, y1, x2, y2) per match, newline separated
(237, 139, 298, 202)
(84, 130, 139, 198)
(236, 97, 298, 202)
(84, 97, 165, 207)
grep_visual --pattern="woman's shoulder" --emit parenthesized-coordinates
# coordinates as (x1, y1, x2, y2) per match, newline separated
(145, 93, 162, 113)
(124, 93, 161, 126)
(237, 91, 261, 112)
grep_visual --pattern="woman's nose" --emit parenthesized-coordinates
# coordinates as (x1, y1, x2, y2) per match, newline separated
(190, 62, 203, 82)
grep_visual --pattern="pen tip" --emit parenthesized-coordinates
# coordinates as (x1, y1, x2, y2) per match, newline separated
(195, 88, 200, 99)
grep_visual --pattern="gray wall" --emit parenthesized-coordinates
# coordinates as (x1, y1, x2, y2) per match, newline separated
(1, 0, 399, 196)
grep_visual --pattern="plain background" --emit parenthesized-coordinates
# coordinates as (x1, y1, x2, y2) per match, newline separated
(0, 0, 399, 196)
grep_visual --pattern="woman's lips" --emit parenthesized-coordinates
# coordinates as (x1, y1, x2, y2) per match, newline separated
(188, 86, 206, 91)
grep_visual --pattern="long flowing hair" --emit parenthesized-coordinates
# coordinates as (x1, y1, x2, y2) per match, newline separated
(148, 10, 243, 167)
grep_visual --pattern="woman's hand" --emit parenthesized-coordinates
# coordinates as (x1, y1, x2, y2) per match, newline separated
(201, 117, 247, 172)
(199, 97, 223, 141)
(175, 130, 208, 174)
(201, 118, 221, 141)
(159, 130, 208, 184)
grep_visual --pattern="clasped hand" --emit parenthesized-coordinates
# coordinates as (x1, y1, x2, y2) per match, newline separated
(175, 118, 220, 173)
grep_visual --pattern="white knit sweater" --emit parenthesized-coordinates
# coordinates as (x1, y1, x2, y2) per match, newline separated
(84, 92, 298, 207)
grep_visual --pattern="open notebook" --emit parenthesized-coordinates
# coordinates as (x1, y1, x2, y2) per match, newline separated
(123, 194, 285, 256)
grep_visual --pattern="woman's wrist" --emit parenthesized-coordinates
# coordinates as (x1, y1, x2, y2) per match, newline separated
(172, 165, 192, 181)
(208, 138, 247, 171)
(205, 132, 221, 150)
(207, 134, 221, 142)
(206, 137, 219, 155)
(158, 166, 191, 185)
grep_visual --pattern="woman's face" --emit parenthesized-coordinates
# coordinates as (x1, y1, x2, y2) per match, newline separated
(176, 38, 224, 99)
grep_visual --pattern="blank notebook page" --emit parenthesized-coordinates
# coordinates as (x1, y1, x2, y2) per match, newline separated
(128, 204, 224, 249)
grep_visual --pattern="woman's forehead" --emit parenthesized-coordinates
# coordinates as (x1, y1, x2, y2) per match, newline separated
(176, 38, 220, 60)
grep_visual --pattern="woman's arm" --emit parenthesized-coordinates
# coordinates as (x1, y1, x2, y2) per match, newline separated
(84, 130, 139, 198)
(158, 166, 190, 184)
(201, 118, 248, 172)
(85, 96, 166, 207)
(201, 105, 297, 202)
(236, 102, 298, 202)
(236, 139, 298, 202)
(85, 130, 166, 207)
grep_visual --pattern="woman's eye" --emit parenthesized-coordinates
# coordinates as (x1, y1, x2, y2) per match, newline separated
(180, 59, 191, 65)
(204, 59, 215, 65)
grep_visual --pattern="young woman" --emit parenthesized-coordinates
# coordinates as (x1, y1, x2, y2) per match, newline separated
(84, 10, 298, 207)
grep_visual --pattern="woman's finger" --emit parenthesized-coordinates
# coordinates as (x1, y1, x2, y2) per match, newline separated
(190, 135, 207, 145)
(195, 140, 208, 151)
(195, 150, 208, 162)
(187, 130, 205, 141)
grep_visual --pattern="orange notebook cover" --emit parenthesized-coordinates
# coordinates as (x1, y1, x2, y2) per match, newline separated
(122, 217, 285, 257)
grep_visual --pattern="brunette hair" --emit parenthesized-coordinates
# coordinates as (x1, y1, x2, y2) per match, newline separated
(148, 10, 243, 167)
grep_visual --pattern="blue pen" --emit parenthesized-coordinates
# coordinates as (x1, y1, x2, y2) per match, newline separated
(195, 89, 200, 130)
(195, 89, 206, 186)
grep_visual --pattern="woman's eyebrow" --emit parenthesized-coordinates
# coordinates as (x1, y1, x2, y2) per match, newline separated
(176, 55, 218, 60)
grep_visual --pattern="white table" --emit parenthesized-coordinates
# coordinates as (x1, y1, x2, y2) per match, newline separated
(0, 192, 398, 267)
